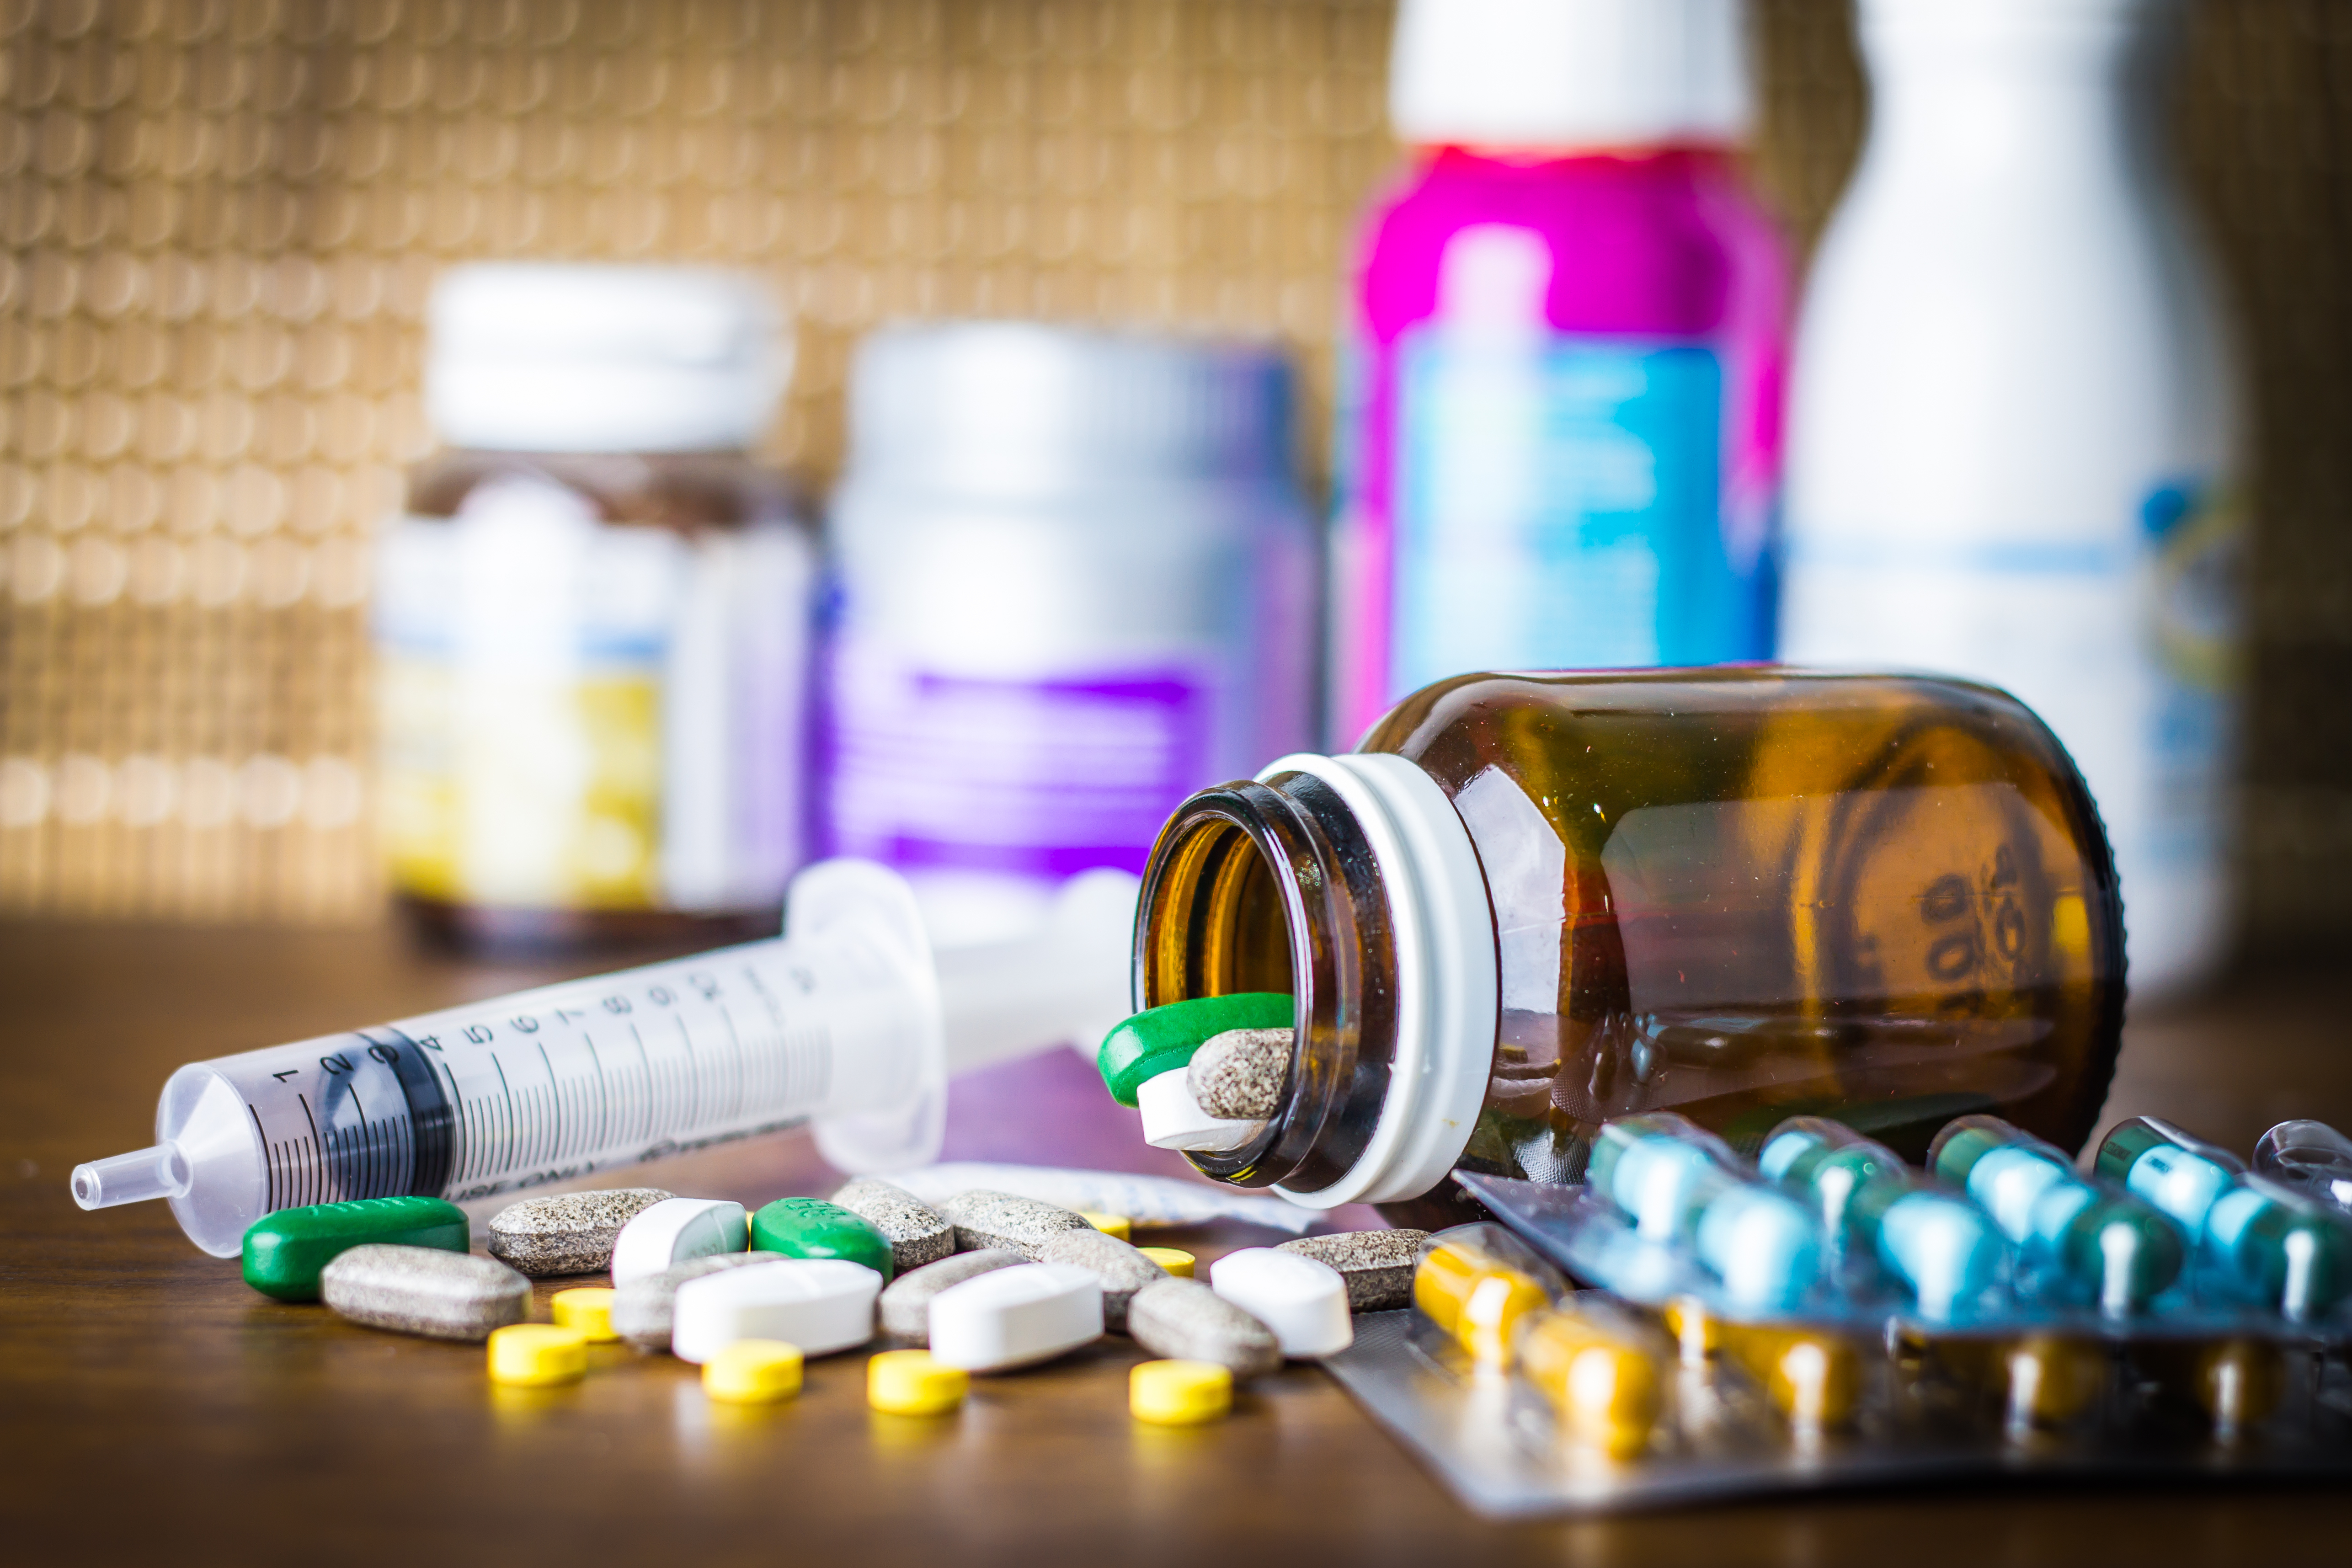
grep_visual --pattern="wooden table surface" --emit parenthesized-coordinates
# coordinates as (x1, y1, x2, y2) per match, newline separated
(3, 921, 2348, 1565)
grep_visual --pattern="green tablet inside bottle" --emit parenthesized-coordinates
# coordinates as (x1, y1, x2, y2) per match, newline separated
(1129, 669, 2125, 1229)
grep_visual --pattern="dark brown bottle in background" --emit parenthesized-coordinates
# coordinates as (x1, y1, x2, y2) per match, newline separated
(375, 266, 813, 954)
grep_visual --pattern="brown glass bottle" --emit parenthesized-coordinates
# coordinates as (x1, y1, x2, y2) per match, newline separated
(1135, 668, 2125, 1230)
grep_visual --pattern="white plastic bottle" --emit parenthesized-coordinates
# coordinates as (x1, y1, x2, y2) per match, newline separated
(1781, 0, 2241, 998)
(823, 323, 1317, 946)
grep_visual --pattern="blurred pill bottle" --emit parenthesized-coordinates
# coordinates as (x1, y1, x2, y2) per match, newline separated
(1780, 0, 2243, 999)
(1132, 668, 2124, 1231)
(1328, 0, 1789, 745)
(375, 265, 814, 952)
(823, 323, 1317, 947)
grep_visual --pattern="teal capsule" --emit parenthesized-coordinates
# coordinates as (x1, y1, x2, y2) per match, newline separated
(2099, 1116, 2352, 1320)
(1862, 1185, 2010, 1322)
(1930, 1115, 2183, 1316)
(2094, 1117, 2244, 1233)
(1759, 1117, 1907, 1241)
(2203, 1178, 2352, 1322)
(1589, 1114, 1739, 1240)
(1593, 1114, 1820, 1311)
(1767, 1116, 2007, 1321)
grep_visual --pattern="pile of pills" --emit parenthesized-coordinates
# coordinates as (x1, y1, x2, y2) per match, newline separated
(231, 1164, 1424, 1429)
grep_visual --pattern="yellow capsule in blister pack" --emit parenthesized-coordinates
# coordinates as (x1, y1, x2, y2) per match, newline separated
(2133, 1336, 2287, 1442)
(1517, 1306, 1665, 1459)
(1415, 1240, 1551, 1365)
(1661, 1299, 1860, 1431)
(1912, 1330, 2106, 1434)
(1722, 1323, 1862, 1432)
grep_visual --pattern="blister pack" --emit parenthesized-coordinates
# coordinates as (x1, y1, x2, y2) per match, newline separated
(1320, 1113, 2352, 1517)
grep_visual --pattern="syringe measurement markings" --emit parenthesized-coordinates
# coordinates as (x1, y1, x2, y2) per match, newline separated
(296, 1094, 326, 1206)
(738, 964, 799, 1109)
(715, 999, 750, 1125)
(533, 1041, 565, 1168)
(623, 1021, 657, 1148)
(488, 1053, 518, 1181)
(247, 1103, 277, 1211)
(628, 1019, 667, 1145)
(580, 1032, 611, 1160)
(670, 1006, 703, 1143)
(432, 1058, 478, 1189)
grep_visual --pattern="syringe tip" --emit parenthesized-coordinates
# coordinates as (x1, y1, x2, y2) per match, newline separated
(70, 1145, 184, 1210)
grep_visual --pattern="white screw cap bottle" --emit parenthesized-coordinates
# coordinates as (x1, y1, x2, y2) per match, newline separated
(1780, 0, 2243, 998)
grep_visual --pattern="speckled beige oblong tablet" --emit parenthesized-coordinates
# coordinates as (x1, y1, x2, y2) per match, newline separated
(320, 1244, 530, 1342)
(1126, 1277, 1281, 1378)
(1187, 1027, 1293, 1120)
(1034, 1227, 1167, 1331)
(610, 1250, 790, 1351)
(1275, 1229, 1429, 1312)
(875, 1249, 1026, 1343)
(938, 1189, 1093, 1259)
(486, 1187, 674, 1277)
(830, 1178, 956, 1272)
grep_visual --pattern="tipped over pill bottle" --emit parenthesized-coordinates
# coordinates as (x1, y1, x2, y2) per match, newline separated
(1133, 668, 2124, 1230)
(376, 265, 814, 952)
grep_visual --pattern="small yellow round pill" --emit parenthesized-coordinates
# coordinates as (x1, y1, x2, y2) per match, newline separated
(869, 1349, 969, 1416)
(1079, 1211, 1133, 1242)
(703, 1339, 804, 1405)
(1131, 1359, 1232, 1426)
(549, 1287, 618, 1343)
(1137, 1246, 1195, 1279)
(487, 1324, 588, 1387)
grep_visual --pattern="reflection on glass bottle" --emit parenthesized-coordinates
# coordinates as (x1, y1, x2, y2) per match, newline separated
(1135, 669, 2123, 1228)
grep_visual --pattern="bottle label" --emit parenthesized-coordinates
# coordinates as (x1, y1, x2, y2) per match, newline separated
(375, 476, 811, 912)
(1391, 332, 1752, 690)
(1781, 478, 2240, 977)
(824, 636, 1211, 883)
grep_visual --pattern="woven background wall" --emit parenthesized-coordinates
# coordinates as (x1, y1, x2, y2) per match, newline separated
(1, 0, 2347, 957)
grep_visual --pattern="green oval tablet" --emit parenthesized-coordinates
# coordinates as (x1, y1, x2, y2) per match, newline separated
(241, 1196, 469, 1302)
(1094, 992, 1293, 1107)
(749, 1198, 894, 1282)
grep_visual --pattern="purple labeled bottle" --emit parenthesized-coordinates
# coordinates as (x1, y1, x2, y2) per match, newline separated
(822, 324, 1317, 945)
(1331, 0, 1791, 744)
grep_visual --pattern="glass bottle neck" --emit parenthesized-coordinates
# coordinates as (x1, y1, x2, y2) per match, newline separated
(1136, 752, 1496, 1208)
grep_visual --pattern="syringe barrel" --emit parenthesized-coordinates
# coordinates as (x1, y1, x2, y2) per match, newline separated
(132, 862, 942, 1257)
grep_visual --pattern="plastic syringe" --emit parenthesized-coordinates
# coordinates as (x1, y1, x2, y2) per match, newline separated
(71, 859, 1138, 1257)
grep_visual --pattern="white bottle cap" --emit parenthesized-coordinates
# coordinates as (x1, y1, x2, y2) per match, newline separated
(842, 321, 1296, 500)
(426, 264, 789, 453)
(1389, 0, 1752, 150)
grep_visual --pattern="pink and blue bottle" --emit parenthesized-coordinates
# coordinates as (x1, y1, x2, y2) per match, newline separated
(1330, 0, 1791, 743)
